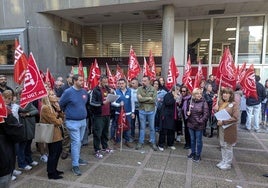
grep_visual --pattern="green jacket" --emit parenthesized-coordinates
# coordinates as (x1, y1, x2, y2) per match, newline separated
(137, 85, 157, 112)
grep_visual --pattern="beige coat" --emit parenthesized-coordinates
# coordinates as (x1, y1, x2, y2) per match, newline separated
(218, 101, 239, 144)
(40, 105, 63, 143)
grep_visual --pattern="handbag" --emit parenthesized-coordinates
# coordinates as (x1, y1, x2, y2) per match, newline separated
(35, 123, 54, 143)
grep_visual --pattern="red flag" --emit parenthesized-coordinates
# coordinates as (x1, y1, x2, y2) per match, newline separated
(20, 53, 48, 108)
(148, 50, 156, 81)
(115, 65, 126, 81)
(88, 59, 101, 90)
(45, 68, 55, 90)
(14, 39, 28, 84)
(193, 60, 203, 89)
(166, 56, 179, 90)
(78, 61, 88, 89)
(0, 94, 7, 118)
(127, 46, 141, 81)
(182, 55, 193, 92)
(143, 57, 152, 77)
(39, 70, 46, 82)
(216, 48, 236, 90)
(239, 64, 258, 99)
(236, 62, 247, 83)
(116, 106, 129, 136)
(106, 63, 116, 89)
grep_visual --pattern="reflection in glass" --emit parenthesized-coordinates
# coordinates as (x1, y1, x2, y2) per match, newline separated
(0, 40, 14, 65)
(188, 19, 210, 64)
(212, 17, 236, 64)
(238, 16, 264, 64)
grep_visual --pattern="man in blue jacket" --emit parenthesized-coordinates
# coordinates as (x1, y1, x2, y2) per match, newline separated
(112, 78, 135, 148)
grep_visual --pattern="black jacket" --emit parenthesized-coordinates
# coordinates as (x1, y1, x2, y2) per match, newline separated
(89, 85, 112, 116)
(0, 123, 15, 177)
(246, 82, 266, 106)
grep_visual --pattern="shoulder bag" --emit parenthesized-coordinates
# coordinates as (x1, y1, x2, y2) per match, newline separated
(35, 123, 54, 143)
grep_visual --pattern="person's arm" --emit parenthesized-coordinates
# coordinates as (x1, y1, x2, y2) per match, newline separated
(41, 105, 63, 127)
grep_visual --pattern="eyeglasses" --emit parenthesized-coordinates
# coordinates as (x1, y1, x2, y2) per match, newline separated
(181, 91, 186, 92)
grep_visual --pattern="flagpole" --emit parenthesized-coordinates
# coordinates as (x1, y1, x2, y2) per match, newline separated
(120, 120, 123, 152)
(216, 74, 223, 105)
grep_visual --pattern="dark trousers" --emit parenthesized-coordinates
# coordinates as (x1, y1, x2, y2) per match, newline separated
(47, 141, 62, 176)
(241, 111, 247, 124)
(131, 109, 140, 138)
(158, 129, 175, 147)
(176, 119, 183, 135)
(93, 116, 110, 152)
(17, 139, 33, 168)
(184, 119, 191, 147)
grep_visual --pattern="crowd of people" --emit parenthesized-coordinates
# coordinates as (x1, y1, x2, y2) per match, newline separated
(0, 72, 268, 187)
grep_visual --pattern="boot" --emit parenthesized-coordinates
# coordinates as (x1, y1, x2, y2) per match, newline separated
(208, 128, 214, 138)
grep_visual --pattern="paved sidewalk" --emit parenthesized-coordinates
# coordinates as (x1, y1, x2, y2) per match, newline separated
(10, 126, 268, 188)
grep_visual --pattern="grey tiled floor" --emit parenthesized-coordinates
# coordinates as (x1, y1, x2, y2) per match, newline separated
(10, 126, 268, 188)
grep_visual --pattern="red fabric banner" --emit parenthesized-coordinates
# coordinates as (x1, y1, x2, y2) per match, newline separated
(166, 56, 179, 91)
(88, 59, 101, 90)
(0, 94, 7, 118)
(116, 106, 129, 135)
(148, 50, 156, 81)
(127, 47, 141, 81)
(14, 39, 28, 85)
(20, 53, 48, 108)
(182, 55, 193, 92)
(106, 63, 116, 89)
(143, 57, 152, 77)
(239, 64, 258, 99)
(193, 60, 203, 89)
(45, 68, 55, 90)
(216, 48, 236, 90)
(115, 65, 126, 81)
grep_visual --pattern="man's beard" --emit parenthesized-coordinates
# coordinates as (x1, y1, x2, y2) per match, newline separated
(0, 82, 7, 87)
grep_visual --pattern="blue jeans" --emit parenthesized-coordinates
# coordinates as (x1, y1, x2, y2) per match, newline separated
(188, 128, 203, 156)
(246, 104, 261, 130)
(17, 140, 33, 168)
(138, 110, 156, 144)
(66, 119, 87, 167)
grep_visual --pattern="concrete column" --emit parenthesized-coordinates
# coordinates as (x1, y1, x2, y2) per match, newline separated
(162, 4, 174, 79)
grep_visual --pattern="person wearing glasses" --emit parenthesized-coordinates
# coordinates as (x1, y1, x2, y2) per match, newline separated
(179, 86, 192, 149)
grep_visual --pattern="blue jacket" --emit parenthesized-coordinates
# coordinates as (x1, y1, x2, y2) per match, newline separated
(112, 88, 134, 115)
(59, 86, 88, 120)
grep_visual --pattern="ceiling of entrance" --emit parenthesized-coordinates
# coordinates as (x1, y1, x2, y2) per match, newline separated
(44, 0, 268, 25)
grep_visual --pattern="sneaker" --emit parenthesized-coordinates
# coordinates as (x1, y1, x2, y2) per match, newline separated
(219, 163, 231, 170)
(79, 158, 88, 166)
(176, 135, 181, 142)
(72, 166, 81, 176)
(11, 175, 16, 181)
(187, 153, 195, 159)
(125, 142, 134, 148)
(19, 165, 32, 171)
(13, 170, 22, 176)
(40, 154, 48, 163)
(95, 151, 103, 159)
(102, 148, 114, 154)
(151, 144, 158, 151)
(255, 129, 262, 133)
(30, 161, 38, 166)
(192, 155, 201, 162)
(184, 145, 191, 149)
(135, 143, 143, 150)
(158, 146, 164, 151)
(169, 146, 176, 150)
(216, 161, 225, 168)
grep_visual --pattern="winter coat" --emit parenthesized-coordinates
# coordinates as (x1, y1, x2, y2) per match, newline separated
(19, 103, 39, 140)
(159, 92, 177, 130)
(186, 98, 209, 130)
(218, 101, 239, 144)
(246, 81, 266, 106)
(40, 105, 64, 143)
(0, 124, 15, 177)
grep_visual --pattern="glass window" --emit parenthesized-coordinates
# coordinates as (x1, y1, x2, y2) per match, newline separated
(212, 17, 237, 64)
(82, 26, 100, 57)
(188, 19, 210, 64)
(102, 24, 120, 57)
(0, 39, 15, 65)
(238, 16, 264, 64)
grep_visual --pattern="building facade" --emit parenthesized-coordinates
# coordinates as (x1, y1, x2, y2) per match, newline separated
(1, 0, 268, 89)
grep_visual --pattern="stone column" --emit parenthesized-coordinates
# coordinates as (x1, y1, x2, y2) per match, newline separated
(162, 4, 174, 79)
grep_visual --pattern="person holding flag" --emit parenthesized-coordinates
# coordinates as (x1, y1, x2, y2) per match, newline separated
(111, 78, 134, 149)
